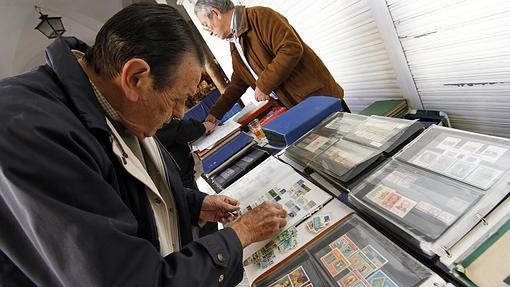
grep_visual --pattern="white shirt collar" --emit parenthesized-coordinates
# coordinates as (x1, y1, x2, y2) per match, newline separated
(226, 7, 237, 42)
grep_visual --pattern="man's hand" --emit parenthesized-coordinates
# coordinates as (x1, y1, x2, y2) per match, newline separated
(229, 201, 287, 248)
(254, 87, 270, 102)
(203, 121, 216, 135)
(205, 114, 218, 124)
(200, 195, 240, 224)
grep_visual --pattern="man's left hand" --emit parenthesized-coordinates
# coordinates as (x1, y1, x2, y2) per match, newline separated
(200, 195, 240, 224)
(254, 87, 270, 102)
(203, 121, 216, 135)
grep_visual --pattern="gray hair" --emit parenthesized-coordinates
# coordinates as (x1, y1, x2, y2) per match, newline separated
(194, 0, 234, 18)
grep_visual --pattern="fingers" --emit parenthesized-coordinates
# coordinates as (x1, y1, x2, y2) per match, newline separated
(204, 121, 216, 129)
(255, 94, 270, 102)
(205, 114, 218, 124)
(259, 201, 287, 229)
(265, 214, 286, 234)
(254, 88, 270, 102)
(203, 121, 216, 135)
(222, 196, 239, 206)
(230, 201, 290, 246)
(267, 202, 287, 228)
(220, 210, 241, 226)
(276, 207, 287, 219)
(219, 217, 230, 225)
(261, 201, 285, 213)
(220, 199, 240, 213)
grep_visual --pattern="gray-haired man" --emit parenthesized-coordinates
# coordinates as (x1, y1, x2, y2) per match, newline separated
(195, 0, 348, 125)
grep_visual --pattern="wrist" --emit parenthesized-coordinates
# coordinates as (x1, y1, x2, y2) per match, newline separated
(229, 220, 251, 248)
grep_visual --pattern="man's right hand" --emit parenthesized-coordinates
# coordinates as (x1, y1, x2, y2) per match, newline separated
(229, 201, 287, 248)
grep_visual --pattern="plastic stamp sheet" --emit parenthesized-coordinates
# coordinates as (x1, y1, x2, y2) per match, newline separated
(351, 160, 482, 241)
(399, 126, 510, 191)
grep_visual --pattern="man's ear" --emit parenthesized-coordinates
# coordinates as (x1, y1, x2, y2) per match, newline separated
(211, 8, 221, 20)
(120, 58, 151, 102)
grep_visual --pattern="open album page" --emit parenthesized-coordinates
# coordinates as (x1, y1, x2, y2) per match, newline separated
(220, 157, 333, 261)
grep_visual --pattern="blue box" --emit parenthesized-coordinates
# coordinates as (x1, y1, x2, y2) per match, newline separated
(262, 96, 343, 147)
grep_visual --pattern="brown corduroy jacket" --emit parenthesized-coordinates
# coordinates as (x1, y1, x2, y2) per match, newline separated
(209, 6, 344, 119)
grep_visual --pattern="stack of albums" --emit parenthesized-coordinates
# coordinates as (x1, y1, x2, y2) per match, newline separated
(220, 157, 448, 286)
(282, 112, 423, 186)
(349, 125, 510, 263)
(209, 148, 269, 191)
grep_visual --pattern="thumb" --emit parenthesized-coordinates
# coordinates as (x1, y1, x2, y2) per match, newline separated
(222, 196, 239, 206)
(220, 197, 240, 212)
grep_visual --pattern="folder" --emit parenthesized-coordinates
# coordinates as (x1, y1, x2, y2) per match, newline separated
(201, 132, 254, 175)
(183, 90, 242, 123)
(261, 96, 343, 147)
(234, 100, 274, 126)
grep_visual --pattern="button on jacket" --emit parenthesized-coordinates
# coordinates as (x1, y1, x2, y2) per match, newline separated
(0, 37, 243, 287)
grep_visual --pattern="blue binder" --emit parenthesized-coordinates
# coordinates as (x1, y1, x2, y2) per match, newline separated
(261, 96, 343, 147)
(202, 132, 254, 175)
(184, 90, 242, 124)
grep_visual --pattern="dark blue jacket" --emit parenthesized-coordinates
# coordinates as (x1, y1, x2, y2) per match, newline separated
(0, 37, 243, 286)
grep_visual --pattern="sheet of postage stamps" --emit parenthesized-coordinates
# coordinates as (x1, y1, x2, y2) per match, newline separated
(367, 270, 399, 287)
(320, 248, 351, 277)
(329, 235, 359, 258)
(306, 213, 332, 234)
(465, 164, 503, 190)
(319, 233, 395, 286)
(268, 265, 313, 287)
(348, 250, 378, 277)
(337, 269, 369, 287)
(361, 245, 388, 269)
(365, 184, 417, 218)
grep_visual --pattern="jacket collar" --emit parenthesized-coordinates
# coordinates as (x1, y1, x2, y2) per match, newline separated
(233, 5, 249, 37)
(44, 37, 110, 135)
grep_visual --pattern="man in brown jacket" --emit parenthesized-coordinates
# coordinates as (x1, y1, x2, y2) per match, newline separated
(194, 0, 349, 123)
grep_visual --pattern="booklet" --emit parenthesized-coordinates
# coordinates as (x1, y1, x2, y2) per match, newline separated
(220, 157, 333, 262)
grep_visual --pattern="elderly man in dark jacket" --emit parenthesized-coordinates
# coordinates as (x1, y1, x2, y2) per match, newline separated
(194, 0, 349, 124)
(0, 3, 287, 286)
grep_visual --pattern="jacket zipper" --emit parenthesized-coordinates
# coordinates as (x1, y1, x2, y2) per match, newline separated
(152, 138, 181, 250)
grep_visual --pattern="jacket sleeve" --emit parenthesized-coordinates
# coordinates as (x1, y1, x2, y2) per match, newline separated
(157, 118, 206, 144)
(253, 7, 304, 95)
(0, 100, 243, 286)
(208, 47, 250, 120)
(182, 187, 207, 226)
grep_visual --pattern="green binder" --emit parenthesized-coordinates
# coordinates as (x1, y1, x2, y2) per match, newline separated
(452, 219, 510, 287)
(359, 99, 407, 117)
